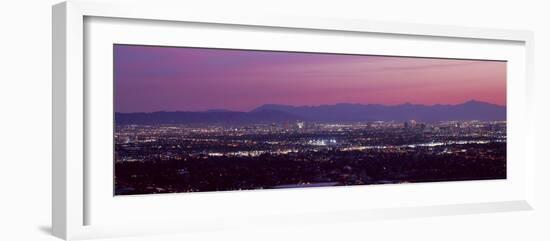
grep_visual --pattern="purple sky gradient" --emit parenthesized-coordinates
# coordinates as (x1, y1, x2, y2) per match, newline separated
(114, 45, 506, 113)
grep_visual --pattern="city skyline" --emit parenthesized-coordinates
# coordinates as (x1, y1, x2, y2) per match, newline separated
(114, 45, 506, 113)
(114, 44, 507, 195)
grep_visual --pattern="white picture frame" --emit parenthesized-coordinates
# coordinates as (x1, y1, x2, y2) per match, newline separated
(52, 0, 535, 240)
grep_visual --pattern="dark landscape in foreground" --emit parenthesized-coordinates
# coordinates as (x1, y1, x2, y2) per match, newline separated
(114, 102, 506, 195)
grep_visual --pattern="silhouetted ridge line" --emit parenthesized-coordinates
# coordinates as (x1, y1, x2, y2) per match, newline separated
(116, 100, 506, 124)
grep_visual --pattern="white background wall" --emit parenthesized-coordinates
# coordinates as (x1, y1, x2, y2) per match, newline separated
(0, 0, 548, 240)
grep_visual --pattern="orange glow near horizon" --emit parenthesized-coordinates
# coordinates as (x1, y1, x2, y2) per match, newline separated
(115, 45, 506, 113)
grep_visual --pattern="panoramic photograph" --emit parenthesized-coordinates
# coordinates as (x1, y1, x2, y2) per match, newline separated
(113, 44, 507, 195)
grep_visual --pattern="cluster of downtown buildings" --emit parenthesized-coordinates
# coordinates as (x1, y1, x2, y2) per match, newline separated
(114, 120, 506, 195)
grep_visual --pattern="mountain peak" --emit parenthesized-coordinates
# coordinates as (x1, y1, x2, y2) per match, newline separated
(463, 99, 488, 105)
(116, 101, 506, 125)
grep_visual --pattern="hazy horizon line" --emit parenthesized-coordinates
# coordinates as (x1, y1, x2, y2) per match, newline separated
(115, 99, 505, 114)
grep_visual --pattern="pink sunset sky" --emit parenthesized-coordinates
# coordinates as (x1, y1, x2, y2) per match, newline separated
(114, 44, 506, 113)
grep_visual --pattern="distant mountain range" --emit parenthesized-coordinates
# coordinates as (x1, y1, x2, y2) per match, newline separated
(115, 100, 506, 125)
